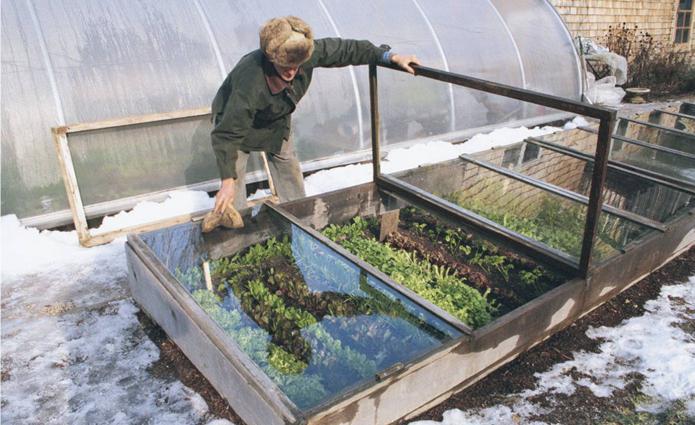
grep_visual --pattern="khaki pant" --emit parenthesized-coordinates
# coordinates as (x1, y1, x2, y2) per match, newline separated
(232, 137, 306, 210)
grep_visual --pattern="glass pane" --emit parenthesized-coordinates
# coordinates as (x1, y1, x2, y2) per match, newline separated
(620, 119, 695, 156)
(507, 142, 694, 223)
(680, 102, 695, 116)
(542, 129, 695, 186)
(148, 209, 462, 411)
(69, 118, 218, 205)
(390, 159, 653, 262)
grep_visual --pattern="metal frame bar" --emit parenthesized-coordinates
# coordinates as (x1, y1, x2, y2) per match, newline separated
(370, 62, 617, 277)
(578, 126, 695, 160)
(526, 137, 695, 197)
(458, 154, 665, 232)
(655, 109, 695, 121)
(621, 117, 695, 139)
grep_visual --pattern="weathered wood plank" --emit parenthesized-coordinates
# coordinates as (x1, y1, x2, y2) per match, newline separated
(51, 129, 90, 245)
(55, 107, 211, 134)
(378, 209, 400, 242)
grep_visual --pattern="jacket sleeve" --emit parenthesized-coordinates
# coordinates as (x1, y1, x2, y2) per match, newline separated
(211, 89, 254, 180)
(311, 38, 391, 68)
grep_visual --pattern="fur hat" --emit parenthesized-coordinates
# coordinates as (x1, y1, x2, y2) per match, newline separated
(260, 16, 314, 67)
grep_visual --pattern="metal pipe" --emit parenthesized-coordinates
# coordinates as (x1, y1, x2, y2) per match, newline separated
(525, 137, 695, 196)
(379, 63, 614, 120)
(458, 154, 665, 232)
(578, 126, 695, 160)
(655, 109, 695, 121)
(621, 117, 695, 139)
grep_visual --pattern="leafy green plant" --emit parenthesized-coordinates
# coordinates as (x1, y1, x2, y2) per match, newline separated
(443, 193, 633, 261)
(324, 217, 495, 328)
(176, 230, 451, 409)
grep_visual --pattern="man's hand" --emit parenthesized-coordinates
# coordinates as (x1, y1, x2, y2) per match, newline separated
(214, 178, 236, 213)
(390, 53, 421, 75)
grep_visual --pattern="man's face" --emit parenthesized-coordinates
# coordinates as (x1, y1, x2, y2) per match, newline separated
(273, 63, 300, 82)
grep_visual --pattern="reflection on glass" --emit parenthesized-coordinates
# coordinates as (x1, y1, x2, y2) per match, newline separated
(394, 160, 653, 262)
(509, 143, 693, 223)
(173, 216, 461, 410)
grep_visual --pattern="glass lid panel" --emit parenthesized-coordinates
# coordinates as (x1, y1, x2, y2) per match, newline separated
(544, 130, 695, 186)
(153, 208, 462, 411)
(617, 119, 695, 156)
(390, 159, 654, 263)
(504, 142, 693, 223)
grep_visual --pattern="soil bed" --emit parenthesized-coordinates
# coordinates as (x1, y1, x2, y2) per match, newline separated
(384, 207, 567, 316)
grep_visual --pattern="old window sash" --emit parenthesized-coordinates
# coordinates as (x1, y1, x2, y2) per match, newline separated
(675, 0, 692, 44)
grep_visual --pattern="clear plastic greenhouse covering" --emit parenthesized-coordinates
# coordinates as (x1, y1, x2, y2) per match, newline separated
(1, 0, 582, 225)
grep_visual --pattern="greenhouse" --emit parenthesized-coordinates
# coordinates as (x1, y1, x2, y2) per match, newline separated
(2, 0, 579, 226)
(2, 1, 694, 425)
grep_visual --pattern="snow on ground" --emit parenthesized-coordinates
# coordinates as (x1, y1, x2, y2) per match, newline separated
(410, 277, 695, 424)
(6, 119, 686, 424)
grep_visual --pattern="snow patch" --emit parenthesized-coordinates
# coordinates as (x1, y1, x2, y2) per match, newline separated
(1, 300, 216, 424)
(412, 278, 695, 424)
(562, 116, 590, 130)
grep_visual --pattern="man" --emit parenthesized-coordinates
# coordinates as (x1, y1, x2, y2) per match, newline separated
(210, 16, 419, 214)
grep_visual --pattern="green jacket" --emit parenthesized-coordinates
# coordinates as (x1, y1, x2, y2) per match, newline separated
(211, 38, 390, 180)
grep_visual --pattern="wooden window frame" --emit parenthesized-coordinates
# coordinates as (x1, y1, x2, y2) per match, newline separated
(52, 107, 276, 247)
(675, 0, 692, 44)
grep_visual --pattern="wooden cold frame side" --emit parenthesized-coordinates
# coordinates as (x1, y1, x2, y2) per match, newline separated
(125, 237, 301, 425)
(51, 128, 91, 245)
(306, 211, 695, 425)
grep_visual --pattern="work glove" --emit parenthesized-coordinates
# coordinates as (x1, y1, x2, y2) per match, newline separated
(201, 202, 244, 233)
